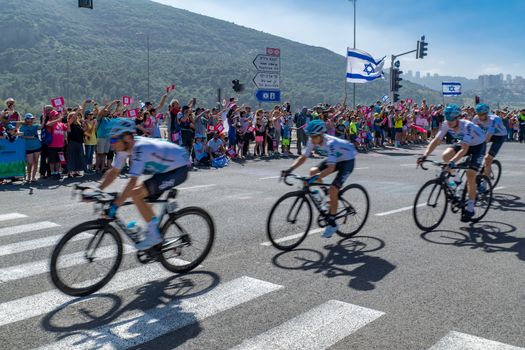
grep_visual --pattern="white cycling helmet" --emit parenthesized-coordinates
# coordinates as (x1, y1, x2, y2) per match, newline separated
(109, 118, 136, 138)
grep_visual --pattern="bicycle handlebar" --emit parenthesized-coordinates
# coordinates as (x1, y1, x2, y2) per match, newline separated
(418, 159, 446, 171)
(282, 173, 307, 186)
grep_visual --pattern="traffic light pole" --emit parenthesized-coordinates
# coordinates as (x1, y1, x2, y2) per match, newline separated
(389, 49, 417, 101)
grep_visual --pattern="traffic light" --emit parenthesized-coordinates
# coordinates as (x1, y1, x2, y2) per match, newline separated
(232, 79, 244, 92)
(390, 68, 403, 91)
(417, 35, 428, 59)
(393, 92, 400, 103)
(78, 0, 93, 9)
(475, 96, 480, 104)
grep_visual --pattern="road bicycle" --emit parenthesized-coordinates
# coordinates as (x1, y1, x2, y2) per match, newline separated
(413, 159, 493, 232)
(50, 184, 215, 297)
(481, 158, 502, 188)
(266, 173, 369, 251)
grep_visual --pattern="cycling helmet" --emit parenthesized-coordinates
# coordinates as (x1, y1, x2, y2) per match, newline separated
(444, 104, 462, 121)
(305, 119, 326, 136)
(109, 118, 136, 138)
(475, 103, 490, 114)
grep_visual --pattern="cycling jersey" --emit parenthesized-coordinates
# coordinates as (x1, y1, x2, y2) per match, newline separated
(435, 119, 485, 146)
(114, 137, 189, 176)
(303, 134, 356, 164)
(472, 114, 507, 138)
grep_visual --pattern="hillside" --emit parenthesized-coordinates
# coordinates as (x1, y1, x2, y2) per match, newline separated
(0, 0, 442, 112)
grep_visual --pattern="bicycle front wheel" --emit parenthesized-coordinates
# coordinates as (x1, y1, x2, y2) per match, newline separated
(266, 191, 312, 251)
(50, 220, 123, 297)
(413, 179, 448, 232)
(488, 159, 502, 188)
(336, 184, 370, 238)
(159, 207, 215, 273)
(462, 175, 493, 223)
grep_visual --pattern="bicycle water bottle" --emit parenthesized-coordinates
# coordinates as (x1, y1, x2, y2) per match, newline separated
(311, 190, 328, 213)
(127, 221, 143, 242)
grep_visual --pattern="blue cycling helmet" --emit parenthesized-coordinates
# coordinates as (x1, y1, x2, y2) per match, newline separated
(475, 103, 490, 114)
(444, 104, 462, 121)
(305, 119, 327, 136)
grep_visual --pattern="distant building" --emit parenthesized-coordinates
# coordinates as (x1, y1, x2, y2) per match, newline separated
(407, 70, 413, 78)
(433, 73, 438, 77)
(415, 71, 421, 79)
(479, 74, 503, 90)
(426, 72, 431, 78)
(506, 74, 512, 83)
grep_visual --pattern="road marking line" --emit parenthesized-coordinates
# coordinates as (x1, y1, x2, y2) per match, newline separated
(230, 300, 384, 350)
(354, 167, 369, 170)
(400, 163, 417, 167)
(494, 186, 506, 191)
(0, 213, 27, 222)
(375, 203, 425, 217)
(178, 184, 217, 190)
(0, 233, 90, 257)
(261, 228, 323, 246)
(0, 263, 186, 327)
(36, 276, 283, 350)
(259, 176, 280, 180)
(0, 245, 134, 282)
(0, 221, 60, 239)
(429, 331, 525, 350)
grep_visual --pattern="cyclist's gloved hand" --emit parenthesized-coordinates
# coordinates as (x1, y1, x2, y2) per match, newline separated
(105, 203, 119, 218)
(448, 161, 456, 169)
(307, 175, 320, 184)
(417, 155, 427, 165)
(281, 168, 292, 178)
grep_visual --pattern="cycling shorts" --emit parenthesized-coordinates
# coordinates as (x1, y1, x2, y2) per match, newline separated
(144, 165, 189, 198)
(488, 135, 505, 157)
(451, 143, 486, 172)
(317, 159, 355, 189)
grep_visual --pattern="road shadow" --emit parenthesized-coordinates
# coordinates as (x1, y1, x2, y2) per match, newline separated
(491, 192, 525, 213)
(41, 271, 220, 349)
(271, 236, 395, 291)
(421, 221, 525, 262)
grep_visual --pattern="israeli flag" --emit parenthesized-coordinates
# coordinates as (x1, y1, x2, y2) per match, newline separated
(381, 95, 390, 102)
(346, 48, 385, 83)
(442, 82, 462, 96)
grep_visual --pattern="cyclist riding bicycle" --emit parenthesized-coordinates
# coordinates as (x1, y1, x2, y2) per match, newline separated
(417, 104, 486, 222)
(98, 119, 190, 250)
(282, 119, 357, 238)
(471, 103, 506, 183)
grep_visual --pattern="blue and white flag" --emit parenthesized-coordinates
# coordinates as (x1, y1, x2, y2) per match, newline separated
(442, 82, 462, 96)
(346, 48, 385, 83)
(381, 95, 390, 102)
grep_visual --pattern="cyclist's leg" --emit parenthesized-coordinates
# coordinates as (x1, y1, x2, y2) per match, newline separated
(484, 136, 504, 177)
(329, 159, 355, 215)
(463, 143, 485, 219)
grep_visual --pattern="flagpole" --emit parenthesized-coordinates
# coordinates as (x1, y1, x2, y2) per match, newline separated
(352, 0, 357, 109)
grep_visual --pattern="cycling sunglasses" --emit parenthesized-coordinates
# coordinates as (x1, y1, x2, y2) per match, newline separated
(110, 135, 125, 145)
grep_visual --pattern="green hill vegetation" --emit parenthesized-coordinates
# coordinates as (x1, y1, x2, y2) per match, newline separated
(0, 0, 443, 112)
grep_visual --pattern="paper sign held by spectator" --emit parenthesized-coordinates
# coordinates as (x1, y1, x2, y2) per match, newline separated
(51, 97, 65, 108)
(216, 124, 224, 133)
(247, 125, 255, 133)
(122, 96, 131, 106)
(208, 125, 215, 132)
(226, 147, 237, 158)
(406, 98, 413, 105)
(127, 109, 139, 118)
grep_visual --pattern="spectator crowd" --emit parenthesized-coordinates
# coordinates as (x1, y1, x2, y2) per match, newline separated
(1, 94, 525, 184)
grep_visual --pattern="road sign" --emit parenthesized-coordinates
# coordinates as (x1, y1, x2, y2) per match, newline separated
(266, 47, 281, 57)
(253, 72, 280, 90)
(253, 55, 280, 73)
(256, 90, 281, 102)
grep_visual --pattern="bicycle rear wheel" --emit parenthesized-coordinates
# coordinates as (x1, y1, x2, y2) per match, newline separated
(50, 220, 123, 297)
(266, 191, 312, 251)
(159, 207, 215, 273)
(461, 175, 493, 223)
(413, 179, 448, 232)
(335, 184, 370, 238)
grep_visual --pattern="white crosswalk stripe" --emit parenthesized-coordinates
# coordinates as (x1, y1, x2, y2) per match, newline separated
(36, 276, 283, 350)
(0, 213, 28, 222)
(429, 331, 525, 350)
(230, 300, 384, 350)
(0, 221, 60, 238)
(0, 232, 89, 257)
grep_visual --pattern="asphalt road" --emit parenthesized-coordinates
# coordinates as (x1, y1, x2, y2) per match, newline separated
(0, 142, 524, 350)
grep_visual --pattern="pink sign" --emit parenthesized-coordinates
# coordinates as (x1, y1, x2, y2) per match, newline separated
(266, 47, 281, 57)
(406, 98, 413, 105)
(216, 124, 224, 133)
(208, 125, 216, 132)
(51, 97, 65, 108)
(226, 147, 237, 158)
(127, 108, 139, 118)
(122, 96, 131, 106)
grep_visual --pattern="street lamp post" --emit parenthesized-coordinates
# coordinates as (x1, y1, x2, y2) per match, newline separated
(137, 32, 150, 99)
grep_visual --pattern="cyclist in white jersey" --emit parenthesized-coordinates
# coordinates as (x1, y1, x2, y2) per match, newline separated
(417, 104, 486, 222)
(98, 119, 190, 250)
(472, 103, 506, 179)
(282, 119, 357, 238)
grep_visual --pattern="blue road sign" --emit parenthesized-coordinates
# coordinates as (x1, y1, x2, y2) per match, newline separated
(256, 90, 281, 102)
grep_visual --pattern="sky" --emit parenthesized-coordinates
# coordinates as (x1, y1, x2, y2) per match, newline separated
(153, 0, 525, 79)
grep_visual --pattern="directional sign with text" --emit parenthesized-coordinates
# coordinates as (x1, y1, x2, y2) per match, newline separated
(256, 90, 281, 102)
(253, 72, 280, 90)
(253, 54, 280, 73)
